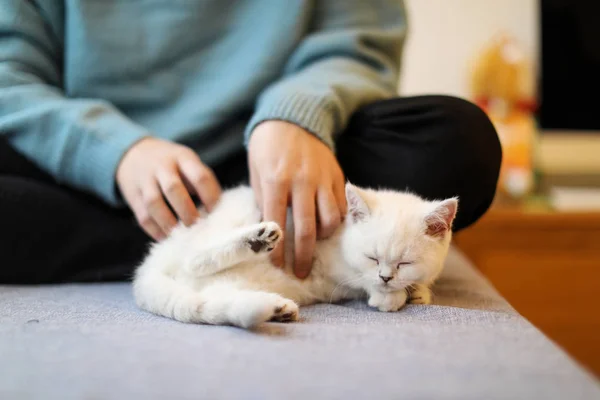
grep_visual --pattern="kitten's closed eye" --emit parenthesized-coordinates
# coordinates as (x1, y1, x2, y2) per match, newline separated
(396, 262, 413, 269)
(366, 256, 379, 265)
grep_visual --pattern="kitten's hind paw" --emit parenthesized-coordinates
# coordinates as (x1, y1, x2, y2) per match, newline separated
(236, 292, 299, 328)
(270, 299, 299, 323)
(246, 222, 282, 253)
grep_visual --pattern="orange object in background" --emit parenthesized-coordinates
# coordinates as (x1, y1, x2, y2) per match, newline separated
(470, 33, 539, 203)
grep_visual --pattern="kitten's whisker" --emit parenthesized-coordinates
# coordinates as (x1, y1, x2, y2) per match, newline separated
(329, 275, 365, 304)
(329, 276, 362, 304)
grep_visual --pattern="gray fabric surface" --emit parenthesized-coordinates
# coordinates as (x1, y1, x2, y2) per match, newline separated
(1, 247, 599, 400)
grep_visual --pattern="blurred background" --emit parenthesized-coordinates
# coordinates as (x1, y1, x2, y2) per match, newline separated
(399, 0, 600, 377)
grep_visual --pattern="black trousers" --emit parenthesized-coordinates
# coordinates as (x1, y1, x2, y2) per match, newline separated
(0, 95, 501, 284)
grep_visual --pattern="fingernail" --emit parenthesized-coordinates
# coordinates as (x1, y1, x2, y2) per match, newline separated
(295, 269, 309, 280)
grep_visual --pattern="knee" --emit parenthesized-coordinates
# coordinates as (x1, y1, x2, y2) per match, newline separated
(343, 95, 503, 231)
(427, 95, 501, 162)
(354, 94, 502, 166)
(426, 94, 502, 179)
(423, 95, 503, 230)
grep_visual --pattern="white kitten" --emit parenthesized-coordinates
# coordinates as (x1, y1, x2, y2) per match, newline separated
(132, 183, 458, 329)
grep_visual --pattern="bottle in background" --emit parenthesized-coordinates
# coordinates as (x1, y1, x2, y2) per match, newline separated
(470, 33, 539, 205)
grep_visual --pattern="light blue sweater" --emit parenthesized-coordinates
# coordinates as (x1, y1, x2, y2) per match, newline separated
(0, 1, 406, 205)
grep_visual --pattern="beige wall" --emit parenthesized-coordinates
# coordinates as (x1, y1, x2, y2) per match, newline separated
(399, 0, 600, 176)
(400, 0, 539, 99)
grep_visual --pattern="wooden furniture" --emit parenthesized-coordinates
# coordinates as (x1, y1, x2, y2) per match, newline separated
(454, 203, 600, 377)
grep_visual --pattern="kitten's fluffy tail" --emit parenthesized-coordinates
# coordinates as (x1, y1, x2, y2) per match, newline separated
(133, 268, 285, 328)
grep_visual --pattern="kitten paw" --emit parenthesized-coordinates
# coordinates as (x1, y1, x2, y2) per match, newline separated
(246, 222, 282, 253)
(236, 292, 298, 328)
(407, 284, 432, 305)
(270, 299, 299, 323)
(368, 290, 407, 312)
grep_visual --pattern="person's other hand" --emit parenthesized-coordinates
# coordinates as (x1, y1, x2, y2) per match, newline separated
(117, 137, 221, 240)
(248, 121, 346, 279)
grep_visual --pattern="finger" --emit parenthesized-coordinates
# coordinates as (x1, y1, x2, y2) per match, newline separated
(156, 167, 198, 226)
(262, 179, 289, 267)
(250, 164, 263, 209)
(333, 175, 347, 219)
(142, 179, 178, 235)
(292, 185, 317, 279)
(316, 187, 341, 239)
(129, 192, 166, 241)
(179, 156, 222, 212)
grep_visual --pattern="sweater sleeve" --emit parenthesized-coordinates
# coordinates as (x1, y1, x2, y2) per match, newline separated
(244, 0, 407, 149)
(0, 1, 149, 206)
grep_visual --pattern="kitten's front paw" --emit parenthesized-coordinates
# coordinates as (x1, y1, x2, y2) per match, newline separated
(407, 284, 432, 305)
(368, 290, 408, 312)
(246, 222, 282, 253)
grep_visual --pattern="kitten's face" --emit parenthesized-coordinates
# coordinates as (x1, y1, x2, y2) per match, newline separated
(340, 184, 457, 294)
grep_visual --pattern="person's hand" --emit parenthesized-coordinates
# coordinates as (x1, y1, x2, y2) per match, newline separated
(116, 137, 221, 240)
(248, 121, 346, 279)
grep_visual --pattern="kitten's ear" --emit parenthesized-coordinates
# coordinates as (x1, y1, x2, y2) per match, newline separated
(425, 198, 458, 238)
(345, 183, 370, 223)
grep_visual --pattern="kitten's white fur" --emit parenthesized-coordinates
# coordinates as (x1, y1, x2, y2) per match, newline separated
(133, 183, 458, 329)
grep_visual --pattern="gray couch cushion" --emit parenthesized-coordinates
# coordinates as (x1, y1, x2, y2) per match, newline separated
(1, 247, 599, 400)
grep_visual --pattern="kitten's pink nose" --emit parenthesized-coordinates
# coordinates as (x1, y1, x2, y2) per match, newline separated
(379, 275, 392, 283)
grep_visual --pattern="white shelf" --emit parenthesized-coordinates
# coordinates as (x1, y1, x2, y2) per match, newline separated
(538, 131, 600, 176)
